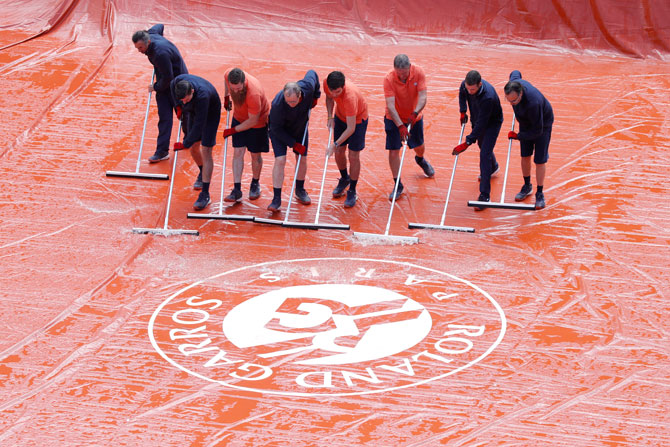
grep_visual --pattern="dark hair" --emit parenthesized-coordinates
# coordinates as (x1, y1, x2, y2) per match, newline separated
(174, 80, 193, 100)
(504, 81, 523, 96)
(326, 71, 345, 90)
(228, 68, 245, 85)
(132, 30, 149, 44)
(465, 70, 481, 86)
(393, 54, 410, 69)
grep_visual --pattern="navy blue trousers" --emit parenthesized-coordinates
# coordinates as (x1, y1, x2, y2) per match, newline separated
(155, 90, 174, 154)
(477, 122, 501, 198)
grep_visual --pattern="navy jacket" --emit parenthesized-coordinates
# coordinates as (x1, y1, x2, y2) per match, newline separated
(146, 24, 188, 93)
(170, 74, 220, 149)
(459, 79, 503, 145)
(269, 70, 321, 148)
(509, 70, 553, 140)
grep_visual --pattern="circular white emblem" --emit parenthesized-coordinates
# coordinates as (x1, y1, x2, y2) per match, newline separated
(149, 258, 506, 396)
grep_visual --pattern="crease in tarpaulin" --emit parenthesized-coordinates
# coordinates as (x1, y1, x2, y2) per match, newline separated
(1, 0, 117, 161)
(0, 0, 80, 51)
(0, 0, 669, 444)
(139, 0, 670, 58)
(588, 0, 640, 58)
(0, 217, 157, 364)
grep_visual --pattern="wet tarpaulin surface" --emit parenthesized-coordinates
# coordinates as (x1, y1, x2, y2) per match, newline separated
(1, 0, 669, 445)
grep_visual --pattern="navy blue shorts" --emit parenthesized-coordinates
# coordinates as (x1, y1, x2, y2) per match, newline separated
(334, 117, 367, 152)
(270, 133, 309, 157)
(384, 117, 424, 150)
(185, 98, 221, 148)
(231, 118, 269, 153)
(520, 127, 551, 164)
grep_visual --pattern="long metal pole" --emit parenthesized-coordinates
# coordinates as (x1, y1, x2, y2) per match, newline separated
(217, 110, 230, 214)
(161, 123, 182, 230)
(383, 124, 410, 236)
(439, 123, 466, 226)
(499, 114, 516, 204)
(313, 127, 334, 225)
(283, 113, 310, 224)
(134, 70, 156, 173)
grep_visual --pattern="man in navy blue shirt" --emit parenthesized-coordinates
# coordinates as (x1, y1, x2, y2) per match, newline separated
(132, 25, 188, 165)
(504, 70, 554, 209)
(267, 70, 321, 212)
(453, 70, 503, 210)
(170, 74, 222, 210)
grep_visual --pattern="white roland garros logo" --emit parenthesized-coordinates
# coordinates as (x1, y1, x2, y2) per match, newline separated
(149, 258, 506, 397)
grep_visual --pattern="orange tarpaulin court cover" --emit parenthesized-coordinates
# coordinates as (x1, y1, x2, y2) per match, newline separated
(1, 1, 669, 445)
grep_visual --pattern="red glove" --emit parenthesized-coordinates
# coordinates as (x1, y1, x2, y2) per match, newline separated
(224, 96, 232, 111)
(175, 105, 182, 120)
(452, 142, 470, 155)
(407, 111, 419, 126)
(223, 127, 237, 138)
(173, 142, 185, 151)
(460, 112, 468, 124)
(311, 97, 318, 108)
(398, 124, 409, 140)
(508, 131, 518, 139)
(293, 142, 306, 155)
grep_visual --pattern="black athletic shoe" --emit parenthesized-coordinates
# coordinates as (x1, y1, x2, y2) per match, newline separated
(474, 193, 489, 211)
(224, 188, 242, 203)
(415, 156, 435, 177)
(295, 188, 311, 205)
(478, 162, 499, 181)
(332, 177, 350, 197)
(193, 172, 203, 190)
(193, 191, 210, 210)
(515, 183, 533, 201)
(249, 182, 261, 200)
(267, 196, 281, 212)
(535, 192, 546, 209)
(148, 150, 169, 163)
(344, 189, 357, 208)
(388, 182, 404, 201)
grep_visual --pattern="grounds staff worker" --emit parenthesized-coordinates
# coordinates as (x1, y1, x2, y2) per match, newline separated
(267, 70, 321, 212)
(383, 54, 434, 201)
(452, 70, 503, 211)
(132, 24, 188, 164)
(170, 74, 221, 211)
(504, 70, 554, 210)
(324, 71, 369, 209)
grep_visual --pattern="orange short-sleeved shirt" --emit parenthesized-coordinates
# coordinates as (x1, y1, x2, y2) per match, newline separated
(323, 79, 368, 124)
(224, 68, 270, 128)
(383, 64, 427, 122)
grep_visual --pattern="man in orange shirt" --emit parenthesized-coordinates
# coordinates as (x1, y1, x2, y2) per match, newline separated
(221, 68, 270, 202)
(324, 71, 369, 208)
(383, 54, 434, 200)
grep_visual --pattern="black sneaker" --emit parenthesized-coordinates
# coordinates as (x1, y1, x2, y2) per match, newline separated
(193, 191, 210, 210)
(224, 188, 242, 203)
(267, 196, 281, 212)
(474, 193, 489, 211)
(332, 177, 350, 197)
(535, 192, 546, 209)
(491, 162, 500, 177)
(344, 189, 357, 208)
(515, 183, 533, 202)
(193, 172, 203, 190)
(388, 182, 404, 201)
(148, 150, 169, 163)
(415, 156, 435, 178)
(249, 182, 261, 200)
(478, 162, 499, 181)
(295, 188, 311, 205)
